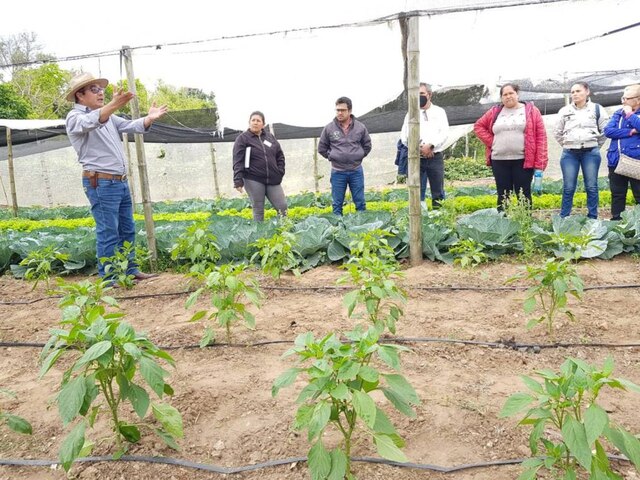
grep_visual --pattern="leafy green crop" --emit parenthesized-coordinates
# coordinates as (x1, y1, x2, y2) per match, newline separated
(508, 257, 584, 335)
(19, 246, 70, 291)
(501, 357, 640, 480)
(186, 263, 263, 346)
(338, 230, 406, 334)
(272, 327, 420, 479)
(250, 225, 301, 280)
(0, 388, 32, 435)
(40, 279, 183, 471)
(100, 241, 138, 289)
(170, 221, 221, 275)
(449, 238, 489, 268)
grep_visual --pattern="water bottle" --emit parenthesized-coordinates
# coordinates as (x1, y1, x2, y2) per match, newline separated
(533, 169, 543, 195)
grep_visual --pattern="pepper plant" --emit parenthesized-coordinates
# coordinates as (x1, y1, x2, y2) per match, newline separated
(40, 279, 183, 471)
(100, 241, 137, 289)
(500, 357, 640, 480)
(250, 226, 301, 280)
(186, 263, 263, 346)
(507, 257, 584, 335)
(272, 326, 420, 480)
(170, 221, 221, 275)
(19, 246, 70, 291)
(449, 238, 489, 268)
(0, 388, 32, 435)
(338, 230, 406, 334)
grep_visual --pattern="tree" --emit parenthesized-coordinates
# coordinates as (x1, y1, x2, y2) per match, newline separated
(0, 83, 32, 118)
(0, 32, 54, 78)
(11, 64, 71, 119)
(151, 81, 218, 127)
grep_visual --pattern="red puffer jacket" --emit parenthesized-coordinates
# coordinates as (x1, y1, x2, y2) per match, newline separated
(474, 102, 548, 170)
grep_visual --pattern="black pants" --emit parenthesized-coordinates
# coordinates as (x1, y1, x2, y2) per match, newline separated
(420, 152, 444, 208)
(609, 167, 640, 220)
(491, 159, 534, 211)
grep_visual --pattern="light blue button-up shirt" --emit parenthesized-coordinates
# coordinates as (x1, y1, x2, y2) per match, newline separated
(66, 104, 148, 175)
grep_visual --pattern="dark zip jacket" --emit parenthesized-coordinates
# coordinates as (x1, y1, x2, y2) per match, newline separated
(318, 115, 372, 171)
(233, 129, 285, 187)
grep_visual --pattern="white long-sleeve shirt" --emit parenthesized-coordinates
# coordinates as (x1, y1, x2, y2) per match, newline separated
(400, 104, 449, 153)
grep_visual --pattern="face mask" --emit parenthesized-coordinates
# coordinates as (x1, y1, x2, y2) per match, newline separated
(420, 95, 428, 108)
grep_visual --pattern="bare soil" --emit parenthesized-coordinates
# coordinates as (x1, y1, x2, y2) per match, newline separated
(1, 257, 640, 480)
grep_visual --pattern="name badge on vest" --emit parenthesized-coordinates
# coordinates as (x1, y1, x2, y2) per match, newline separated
(263, 140, 272, 148)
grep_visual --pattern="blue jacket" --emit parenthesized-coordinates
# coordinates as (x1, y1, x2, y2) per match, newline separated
(604, 108, 640, 167)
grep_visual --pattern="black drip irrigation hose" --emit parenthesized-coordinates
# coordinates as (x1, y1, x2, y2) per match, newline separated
(0, 454, 632, 474)
(2, 337, 640, 351)
(3, 283, 640, 306)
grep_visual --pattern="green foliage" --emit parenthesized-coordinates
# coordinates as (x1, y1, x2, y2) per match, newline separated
(272, 327, 420, 479)
(40, 278, 182, 471)
(0, 388, 32, 435)
(338, 230, 406, 334)
(19, 245, 70, 291)
(105, 79, 149, 115)
(100, 241, 139, 289)
(250, 225, 301, 280)
(170, 222, 221, 275)
(449, 238, 488, 268)
(503, 195, 538, 259)
(508, 257, 584, 335)
(500, 357, 640, 480)
(11, 63, 71, 118)
(186, 263, 263, 345)
(0, 83, 32, 118)
(444, 155, 492, 181)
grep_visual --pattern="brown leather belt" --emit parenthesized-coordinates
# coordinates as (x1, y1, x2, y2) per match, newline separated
(82, 171, 127, 181)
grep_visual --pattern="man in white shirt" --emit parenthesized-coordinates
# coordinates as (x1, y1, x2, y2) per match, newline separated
(400, 82, 450, 207)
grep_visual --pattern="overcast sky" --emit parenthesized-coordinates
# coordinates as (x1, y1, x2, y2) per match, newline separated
(3, 0, 637, 128)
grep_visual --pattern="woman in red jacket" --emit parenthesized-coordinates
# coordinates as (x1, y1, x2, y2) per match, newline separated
(474, 83, 548, 210)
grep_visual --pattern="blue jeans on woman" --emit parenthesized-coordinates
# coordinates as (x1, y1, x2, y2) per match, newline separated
(83, 177, 139, 278)
(330, 166, 365, 216)
(560, 147, 601, 219)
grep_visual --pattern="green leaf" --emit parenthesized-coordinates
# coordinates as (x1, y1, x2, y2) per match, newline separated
(118, 423, 141, 443)
(500, 392, 535, 418)
(123, 342, 142, 360)
(5, 414, 32, 434)
(140, 356, 166, 397)
(378, 345, 401, 370)
(128, 383, 150, 419)
(352, 390, 376, 429)
(308, 441, 331, 480)
(561, 416, 592, 470)
(154, 427, 180, 450)
(75, 340, 113, 368)
(381, 387, 416, 418)
(308, 402, 331, 442)
(374, 433, 408, 463)
(327, 448, 348, 480)
(584, 404, 608, 445)
(383, 374, 420, 406)
(272, 368, 301, 397)
(523, 296, 537, 314)
(189, 310, 208, 323)
(39, 348, 65, 378)
(373, 408, 398, 436)
(59, 421, 86, 471)
(152, 403, 184, 439)
(58, 376, 87, 426)
(336, 361, 360, 381)
(358, 365, 379, 383)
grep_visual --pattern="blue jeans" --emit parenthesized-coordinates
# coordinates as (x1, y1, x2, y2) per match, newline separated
(330, 166, 365, 216)
(83, 177, 139, 277)
(420, 152, 445, 206)
(560, 147, 601, 219)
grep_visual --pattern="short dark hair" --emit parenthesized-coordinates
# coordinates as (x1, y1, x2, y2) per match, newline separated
(572, 81, 590, 92)
(249, 111, 265, 123)
(336, 96, 352, 111)
(499, 83, 520, 96)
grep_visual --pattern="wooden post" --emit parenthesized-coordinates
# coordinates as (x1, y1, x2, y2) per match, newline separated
(122, 46, 158, 270)
(209, 143, 221, 198)
(465, 133, 469, 158)
(6, 127, 18, 217)
(406, 14, 423, 266)
(313, 138, 320, 193)
(122, 133, 137, 208)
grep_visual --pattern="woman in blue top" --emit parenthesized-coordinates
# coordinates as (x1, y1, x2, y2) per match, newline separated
(604, 84, 640, 220)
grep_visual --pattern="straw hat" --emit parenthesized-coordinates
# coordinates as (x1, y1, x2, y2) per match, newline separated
(65, 72, 109, 102)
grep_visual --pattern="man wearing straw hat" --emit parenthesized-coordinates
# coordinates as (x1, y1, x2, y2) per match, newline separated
(65, 72, 167, 282)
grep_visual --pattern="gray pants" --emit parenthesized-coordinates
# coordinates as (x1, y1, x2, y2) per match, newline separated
(243, 178, 288, 222)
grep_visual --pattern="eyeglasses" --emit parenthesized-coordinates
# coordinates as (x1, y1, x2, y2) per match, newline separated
(86, 86, 105, 94)
(336, 108, 349, 112)
(621, 96, 639, 102)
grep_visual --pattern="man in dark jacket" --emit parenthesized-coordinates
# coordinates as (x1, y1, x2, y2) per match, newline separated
(318, 96, 372, 215)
